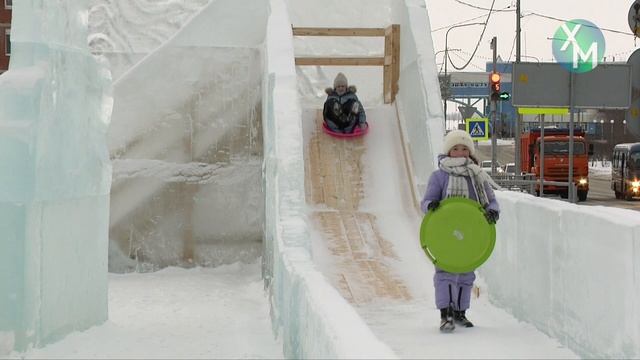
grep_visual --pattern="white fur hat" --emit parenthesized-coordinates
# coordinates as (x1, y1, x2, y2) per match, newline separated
(442, 129, 475, 155)
(334, 72, 348, 88)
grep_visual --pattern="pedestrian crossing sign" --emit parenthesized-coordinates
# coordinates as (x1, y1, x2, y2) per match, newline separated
(465, 118, 489, 140)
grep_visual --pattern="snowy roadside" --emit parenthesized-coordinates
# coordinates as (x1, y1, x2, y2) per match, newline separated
(589, 162, 611, 179)
(11, 262, 283, 359)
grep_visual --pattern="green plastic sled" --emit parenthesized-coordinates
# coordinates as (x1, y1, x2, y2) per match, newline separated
(420, 197, 496, 273)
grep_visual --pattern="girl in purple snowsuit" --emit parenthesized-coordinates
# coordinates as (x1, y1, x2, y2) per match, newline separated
(420, 129, 500, 332)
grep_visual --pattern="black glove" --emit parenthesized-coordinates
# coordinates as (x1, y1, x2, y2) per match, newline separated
(427, 200, 440, 212)
(485, 209, 499, 224)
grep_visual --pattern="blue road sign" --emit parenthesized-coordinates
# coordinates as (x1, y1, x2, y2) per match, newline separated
(465, 118, 489, 140)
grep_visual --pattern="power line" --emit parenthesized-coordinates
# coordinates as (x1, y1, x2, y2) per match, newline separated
(523, 11, 634, 36)
(506, 31, 517, 63)
(453, 0, 515, 12)
(432, 13, 492, 32)
(447, 0, 497, 71)
(450, 50, 486, 71)
(431, 4, 514, 32)
(459, 49, 491, 61)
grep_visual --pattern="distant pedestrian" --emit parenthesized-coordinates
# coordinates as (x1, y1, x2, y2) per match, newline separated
(420, 129, 500, 332)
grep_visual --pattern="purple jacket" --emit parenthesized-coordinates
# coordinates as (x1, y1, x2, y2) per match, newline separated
(420, 166, 500, 214)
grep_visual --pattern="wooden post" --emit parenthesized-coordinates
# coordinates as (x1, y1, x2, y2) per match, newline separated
(390, 24, 401, 103)
(384, 25, 400, 104)
(182, 118, 195, 265)
(383, 27, 392, 104)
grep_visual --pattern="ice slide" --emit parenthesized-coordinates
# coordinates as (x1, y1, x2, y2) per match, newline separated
(299, 105, 576, 358)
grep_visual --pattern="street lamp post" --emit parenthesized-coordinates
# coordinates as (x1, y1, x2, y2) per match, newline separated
(600, 119, 605, 140)
(623, 119, 627, 135)
(436, 48, 460, 131)
(610, 119, 615, 145)
(443, 22, 485, 131)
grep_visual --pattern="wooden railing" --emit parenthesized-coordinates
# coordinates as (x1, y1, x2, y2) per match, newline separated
(292, 25, 400, 104)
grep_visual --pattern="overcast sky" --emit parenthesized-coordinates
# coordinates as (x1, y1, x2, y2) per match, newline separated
(425, 0, 639, 71)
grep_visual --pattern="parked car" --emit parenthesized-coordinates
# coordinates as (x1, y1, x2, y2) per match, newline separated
(503, 162, 516, 179)
(481, 160, 503, 174)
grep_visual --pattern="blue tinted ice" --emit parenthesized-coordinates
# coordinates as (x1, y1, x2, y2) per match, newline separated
(0, 0, 112, 352)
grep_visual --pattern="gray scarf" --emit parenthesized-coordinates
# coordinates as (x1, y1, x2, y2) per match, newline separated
(439, 157, 501, 207)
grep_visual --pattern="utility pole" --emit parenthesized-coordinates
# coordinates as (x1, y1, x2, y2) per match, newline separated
(514, 0, 522, 176)
(491, 37, 498, 174)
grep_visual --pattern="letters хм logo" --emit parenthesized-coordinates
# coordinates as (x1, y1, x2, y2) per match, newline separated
(552, 19, 605, 73)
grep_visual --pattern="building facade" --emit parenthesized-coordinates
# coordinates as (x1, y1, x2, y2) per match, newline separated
(0, 0, 11, 74)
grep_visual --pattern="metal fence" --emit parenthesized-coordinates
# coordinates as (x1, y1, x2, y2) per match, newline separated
(492, 173, 537, 194)
(491, 172, 580, 202)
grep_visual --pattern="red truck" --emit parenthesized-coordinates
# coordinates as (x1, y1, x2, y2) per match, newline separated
(520, 128, 591, 201)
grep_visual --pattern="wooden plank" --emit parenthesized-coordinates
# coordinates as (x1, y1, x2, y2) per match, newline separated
(383, 25, 393, 104)
(390, 24, 401, 103)
(295, 57, 385, 66)
(292, 27, 386, 37)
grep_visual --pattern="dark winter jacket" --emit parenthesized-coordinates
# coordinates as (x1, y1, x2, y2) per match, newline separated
(323, 85, 367, 124)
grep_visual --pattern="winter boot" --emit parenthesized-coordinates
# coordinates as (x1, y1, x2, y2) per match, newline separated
(453, 310, 474, 328)
(439, 307, 455, 332)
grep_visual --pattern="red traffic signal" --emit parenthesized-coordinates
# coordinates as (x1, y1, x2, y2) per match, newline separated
(489, 72, 501, 100)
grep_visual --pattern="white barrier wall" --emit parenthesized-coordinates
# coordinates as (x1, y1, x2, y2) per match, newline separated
(480, 191, 640, 358)
(262, 0, 396, 358)
(392, 0, 444, 199)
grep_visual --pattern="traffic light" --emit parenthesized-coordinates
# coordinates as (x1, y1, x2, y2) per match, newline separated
(498, 91, 511, 101)
(489, 72, 501, 101)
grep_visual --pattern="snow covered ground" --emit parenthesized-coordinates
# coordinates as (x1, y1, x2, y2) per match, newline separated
(5, 0, 634, 357)
(589, 161, 611, 178)
(10, 262, 283, 359)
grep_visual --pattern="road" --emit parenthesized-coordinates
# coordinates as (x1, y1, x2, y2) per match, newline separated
(476, 142, 640, 211)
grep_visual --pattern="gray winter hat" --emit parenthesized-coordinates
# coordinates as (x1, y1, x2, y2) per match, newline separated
(334, 72, 348, 88)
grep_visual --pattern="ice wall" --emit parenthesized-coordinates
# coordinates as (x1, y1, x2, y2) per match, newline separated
(391, 0, 444, 198)
(0, 0, 112, 353)
(105, 0, 269, 271)
(88, 0, 209, 80)
(263, 0, 396, 357)
(480, 191, 640, 358)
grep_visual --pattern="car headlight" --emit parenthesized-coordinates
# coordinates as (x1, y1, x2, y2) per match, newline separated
(578, 178, 588, 185)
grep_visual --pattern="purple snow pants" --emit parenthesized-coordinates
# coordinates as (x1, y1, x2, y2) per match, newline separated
(434, 267, 476, 310)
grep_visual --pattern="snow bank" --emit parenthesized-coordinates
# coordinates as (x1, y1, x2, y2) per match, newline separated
(262, 1, 396, 358)
(480, 191, 640, 358)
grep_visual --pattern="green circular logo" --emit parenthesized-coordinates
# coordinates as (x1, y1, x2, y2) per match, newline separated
(552, 19, 605, 73)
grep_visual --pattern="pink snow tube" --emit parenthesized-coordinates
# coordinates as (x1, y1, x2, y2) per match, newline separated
(322, 121, 369, 138)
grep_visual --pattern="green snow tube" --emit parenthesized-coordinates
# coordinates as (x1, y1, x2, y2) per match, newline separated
(420, 197, 496, 273)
